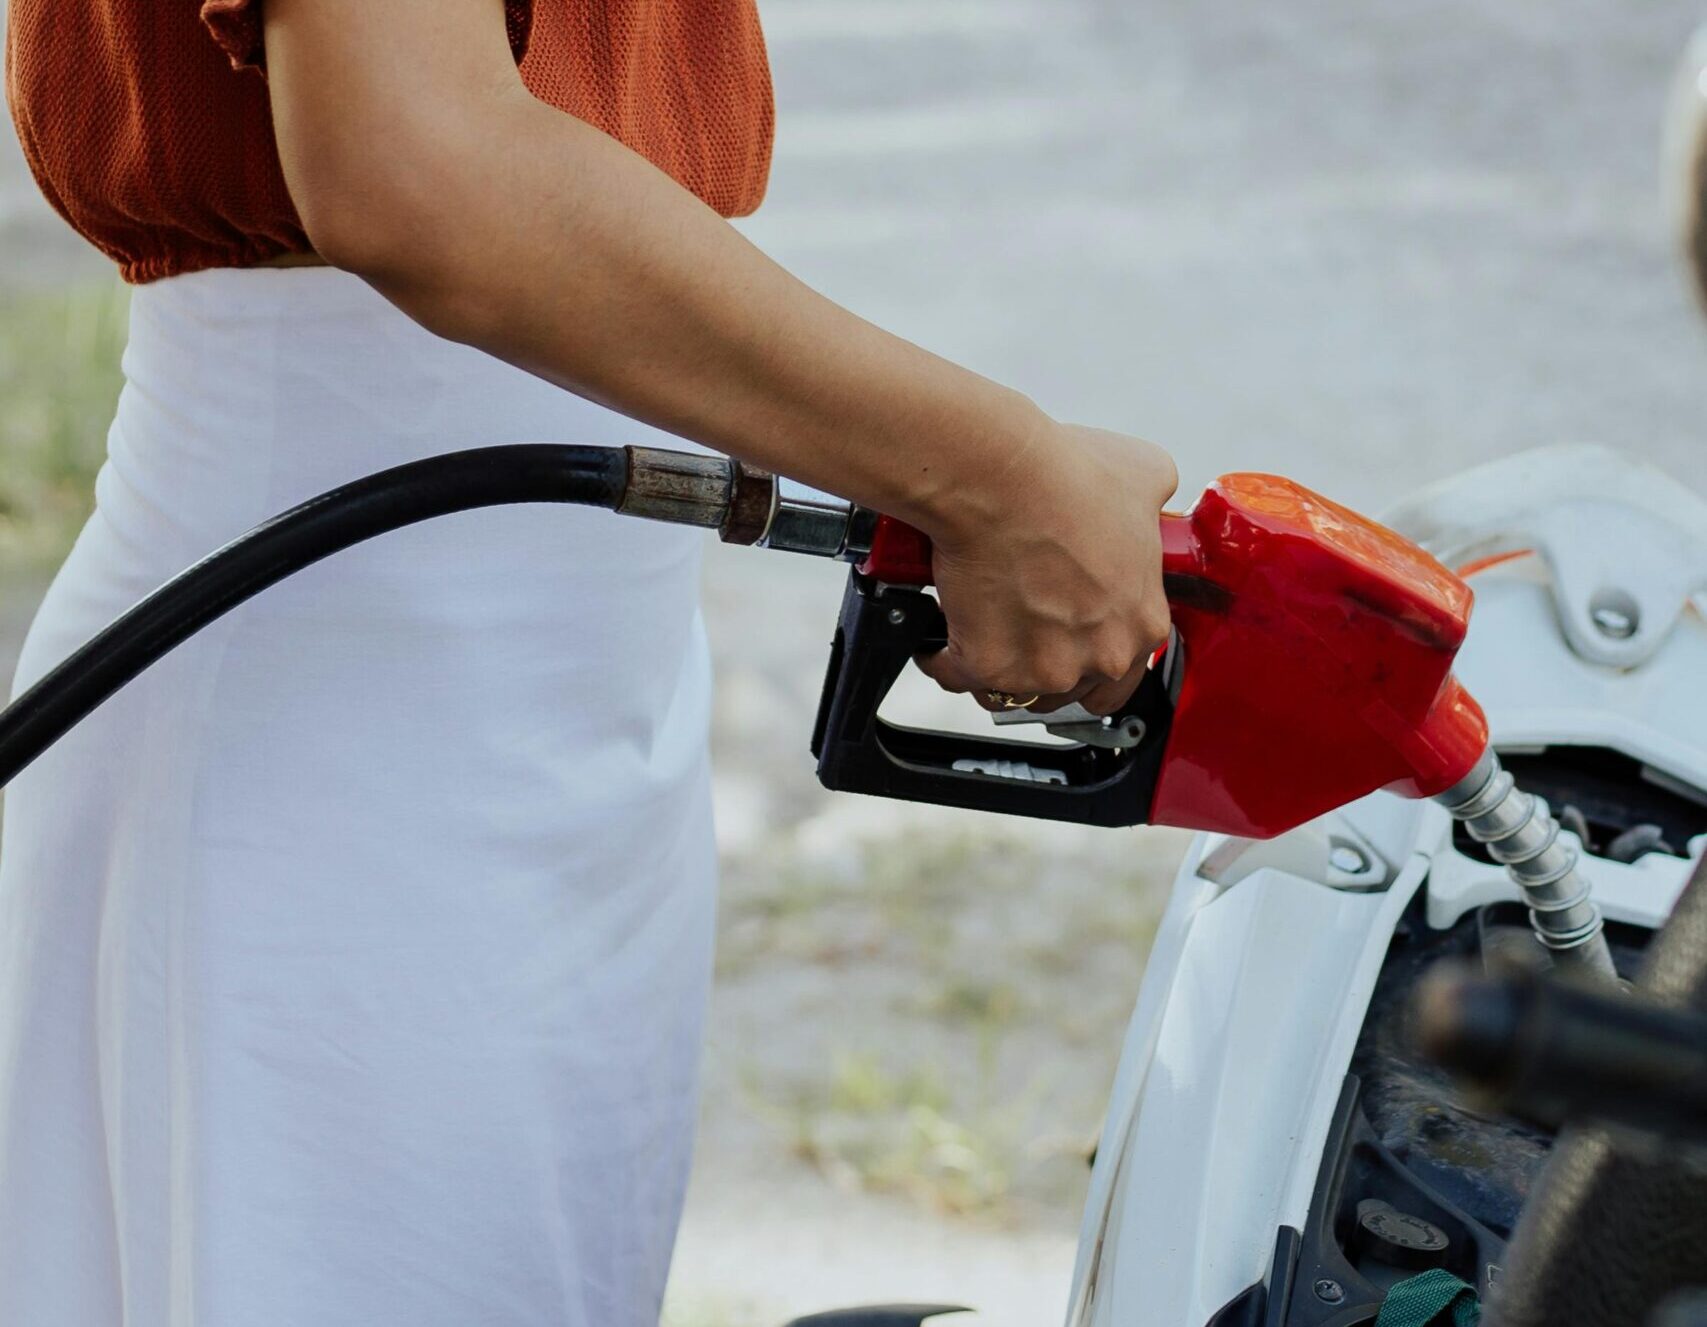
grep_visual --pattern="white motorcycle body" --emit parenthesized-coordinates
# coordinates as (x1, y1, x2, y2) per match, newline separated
(1064, 447, 1707, 1327)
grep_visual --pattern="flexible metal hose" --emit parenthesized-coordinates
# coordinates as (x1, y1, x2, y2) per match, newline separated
(0, 444, 631, 789)
(1436, 748, 1619, 980)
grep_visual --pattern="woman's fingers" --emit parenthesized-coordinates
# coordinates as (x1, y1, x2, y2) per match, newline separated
(914, 652, 1148, 720)
(913, 644, 1142, 717)
(1074, 655, 1155, 717)
(910, 421, 1177, 719)
(1022, 681, 1104, 715)
(911, 646, 1088, 713)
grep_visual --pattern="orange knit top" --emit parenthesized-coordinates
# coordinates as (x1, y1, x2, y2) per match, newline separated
(5, 1, 774, 285)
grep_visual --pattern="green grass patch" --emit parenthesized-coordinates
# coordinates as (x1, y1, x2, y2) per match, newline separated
(745, 1049, 1018, 1218)
(716, 820, 1180, 1219)
(0, 282, 129, 570)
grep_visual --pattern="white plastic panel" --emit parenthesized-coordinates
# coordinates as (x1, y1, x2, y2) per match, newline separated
(1071, 857, 1427, 1327)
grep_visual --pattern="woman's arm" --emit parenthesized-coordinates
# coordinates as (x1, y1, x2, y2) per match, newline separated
(262, 0, 1177, 712)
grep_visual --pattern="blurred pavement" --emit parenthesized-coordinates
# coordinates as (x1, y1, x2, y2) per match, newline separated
(736, 0, 1707, 508)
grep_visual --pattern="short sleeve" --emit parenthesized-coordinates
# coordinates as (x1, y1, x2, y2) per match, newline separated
(200, 0, 534, 74)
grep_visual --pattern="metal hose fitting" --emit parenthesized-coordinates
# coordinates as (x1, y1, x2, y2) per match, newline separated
(1436, 748, 1618, 980)
(619, 448, 878, 560)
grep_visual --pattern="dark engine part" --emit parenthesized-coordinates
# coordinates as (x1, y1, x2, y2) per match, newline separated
(1465, 858, 1707, 1327)
(1352, 899, 1648, 1243)
(1286, 1074, 1508, 1326)
(1416, 963, 1707, 1144)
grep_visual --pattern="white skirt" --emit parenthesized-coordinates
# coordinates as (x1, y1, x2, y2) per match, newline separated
(0, 268, 717, 1327)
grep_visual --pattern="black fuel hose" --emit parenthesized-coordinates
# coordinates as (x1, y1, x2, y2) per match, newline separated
(0, 444, 629, 789)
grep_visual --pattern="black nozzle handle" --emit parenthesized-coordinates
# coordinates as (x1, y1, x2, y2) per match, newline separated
(809, 572, 1172, 826)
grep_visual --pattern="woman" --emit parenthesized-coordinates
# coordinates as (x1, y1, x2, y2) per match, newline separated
(1, 2, 1178, 1324)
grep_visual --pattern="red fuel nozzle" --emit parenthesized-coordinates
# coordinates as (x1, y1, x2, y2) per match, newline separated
(1145, 474, 1486, 837)
(843, 473, 1488, 839)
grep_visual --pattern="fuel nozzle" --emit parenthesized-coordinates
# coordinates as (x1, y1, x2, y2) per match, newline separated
(616, 447, 1622, 934)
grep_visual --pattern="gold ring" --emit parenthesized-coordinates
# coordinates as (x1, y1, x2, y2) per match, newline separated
(984, 690, 1040, 711)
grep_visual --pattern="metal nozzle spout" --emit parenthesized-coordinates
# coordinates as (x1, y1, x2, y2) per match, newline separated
(1436, 748, 1619, 981)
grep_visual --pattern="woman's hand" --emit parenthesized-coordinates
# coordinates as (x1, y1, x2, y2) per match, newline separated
(915, 424, 1178, 717)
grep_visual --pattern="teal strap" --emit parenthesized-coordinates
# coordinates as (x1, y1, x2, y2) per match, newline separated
(1373, 1269, 1481, 1327)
